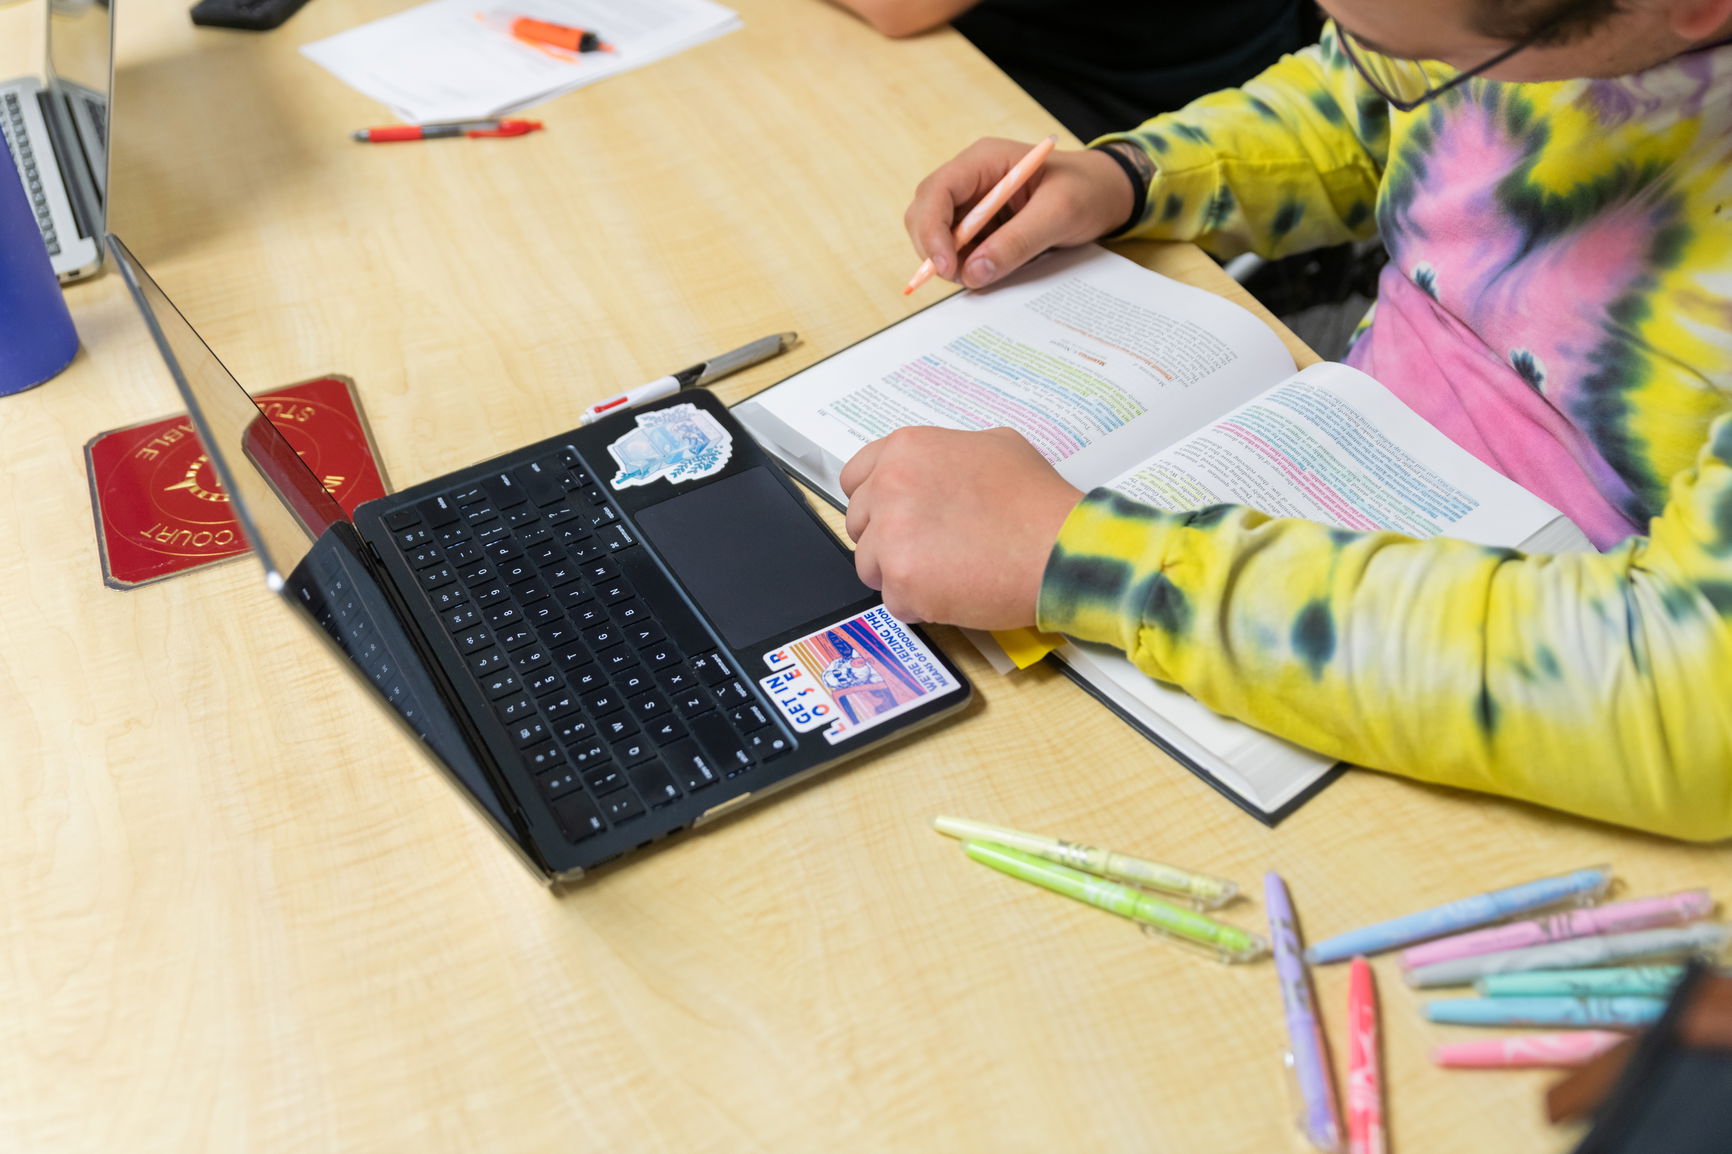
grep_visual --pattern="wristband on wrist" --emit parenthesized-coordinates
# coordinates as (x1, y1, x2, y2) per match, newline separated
(1091, 140, 1154, 238)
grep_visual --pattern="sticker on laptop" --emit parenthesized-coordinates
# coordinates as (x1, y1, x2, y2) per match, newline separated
(759, 605, 959, 745)
(607, 402, 732, 489)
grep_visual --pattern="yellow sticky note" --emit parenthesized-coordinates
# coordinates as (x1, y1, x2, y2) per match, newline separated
(991, 627, 1065, 670)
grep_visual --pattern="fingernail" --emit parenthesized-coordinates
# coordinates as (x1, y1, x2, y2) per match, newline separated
(965, 256, 995, 286)
(934, 252, 953, 278)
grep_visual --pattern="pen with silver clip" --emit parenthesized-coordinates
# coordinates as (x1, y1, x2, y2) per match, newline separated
(578, 332, 797, 425)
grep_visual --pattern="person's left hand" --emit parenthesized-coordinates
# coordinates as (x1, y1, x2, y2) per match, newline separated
(838, 426, 1085, 628)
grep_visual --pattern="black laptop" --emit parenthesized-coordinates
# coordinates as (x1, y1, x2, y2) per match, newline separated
(110, 235, 972, 882)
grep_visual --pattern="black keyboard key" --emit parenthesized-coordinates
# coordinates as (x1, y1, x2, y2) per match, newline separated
(539, 619, 579, 648)
(583, 687, 625, 716)
(730, 703, 771, 732)
(603, 790, 646, 825)
(658, 666, 696, 694)
(494, 694, 535, 723)
(406, 544, 444, 569)
(672, 685, 713, 717)
(568, 603, 607, 629)
(484, 603, 523, 629)
(584, 765, 627, 795)
(632, 692, 672, 724)
(497, 624, 536, 651)
(566, 537, 605, 563)
(455, 625, 495, 652)
(505, 507, 540, 529)
(584, 622, 623, 651)
(666, 741, 720, 792)
(646, 717, 686, 746)
(521, 602, 562, 630)
(418, 495, 461, 528)
(545, 505, 583, 527)
(510, 719, 549, 748)
(551, 793, 605, 843)
(625, 623, 666, 650)
(599, 648, 639, 676)
(612, 601, 650, 629)
(435, 524, 471, 548)
(446, 541, 481, 568)
(541, 690, 581, 722)
(520, 527, 554, 551)
(543, 559, 581, 587)
(597, 579, 633, 605)
(511, 580, 549, 606)
(554, 644, 592, 673)
(570, 740, 610, 770)
(615, 736, 655, 768)
(692, 715, 752, 774)
(419, 564, 456, 591)
(579, 558, 617, 584)
(474, 523, 512, 545)
(498, 558, 536, 585)
(745, 731, 792, 761)
(484, 539, 522, 563)
(482, 670, 521, 700)
(570, 666, 609, 694)
(382, 507, 422, 532)
(472, 584, 510, 607)
(525, 670, 562, 697)
(514, 462, 568, 507)
(630, 763, 681, 807)
(467, 649, 508, 676)
(508, 645, 549, 675)
(442, 605, 481, 632)
(460, 563, 497, 588)
(553, 714, 593, 745)
(429, 585, 469, 612)
(558, 586, 599, 614)
(484, 473, 527, 508)
(600, 715, 638, 743)
(616, 669, 655, 697)
(715, 679, 754, 710)
(450, 485, 487, 507)
(464, 504, 499, 527)
(597, 524, 636, 552)
(538, 766, 583, 800)
(394, 526, 431, 550)
(691, 652, 734, 686)
(525, 742, 565, 773)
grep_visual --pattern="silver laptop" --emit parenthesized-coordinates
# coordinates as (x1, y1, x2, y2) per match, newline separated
(1, 0, 114, 282)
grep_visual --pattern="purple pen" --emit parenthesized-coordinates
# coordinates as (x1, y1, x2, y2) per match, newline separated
(1266, 872, 1344, 1154)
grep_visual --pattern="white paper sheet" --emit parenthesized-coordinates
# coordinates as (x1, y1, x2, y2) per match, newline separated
(300, 0, 741, 123)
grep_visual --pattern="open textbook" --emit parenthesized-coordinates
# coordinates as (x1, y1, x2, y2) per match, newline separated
(734, 245, 1593, 823)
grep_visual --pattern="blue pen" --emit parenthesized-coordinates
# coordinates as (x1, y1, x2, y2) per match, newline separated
(1424, 996, 1666, 1028)
(1306, 865, 1611, 965)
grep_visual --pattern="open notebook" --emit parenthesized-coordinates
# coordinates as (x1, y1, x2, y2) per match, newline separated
(735, 245, 1592, 822)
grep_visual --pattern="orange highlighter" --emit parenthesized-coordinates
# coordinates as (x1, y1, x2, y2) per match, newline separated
(480, 11, 614, 54)
(904, 133, 1057, 295)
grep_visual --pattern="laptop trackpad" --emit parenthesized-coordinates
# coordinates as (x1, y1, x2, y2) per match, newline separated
(634, 466, 871, 651)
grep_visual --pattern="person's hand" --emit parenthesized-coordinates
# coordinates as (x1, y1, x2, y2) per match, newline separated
(839, 427, 1085, 629)
(904, 139, 1133, 291)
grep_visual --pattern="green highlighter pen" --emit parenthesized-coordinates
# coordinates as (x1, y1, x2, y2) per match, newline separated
(935, 815, 1238, 909)
(962, 841, 1269, 964)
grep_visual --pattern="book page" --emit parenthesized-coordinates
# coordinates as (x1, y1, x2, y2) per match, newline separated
(1108, 362, 1565, 547)
(735, 245, 1296, 500)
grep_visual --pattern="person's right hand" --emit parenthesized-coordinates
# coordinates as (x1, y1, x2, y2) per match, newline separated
(903, 138, 1135, 291)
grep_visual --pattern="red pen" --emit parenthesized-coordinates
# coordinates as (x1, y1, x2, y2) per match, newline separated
(351, 118, 542, 143)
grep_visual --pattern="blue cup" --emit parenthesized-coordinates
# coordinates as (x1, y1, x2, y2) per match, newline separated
(0, 156, 78, 395)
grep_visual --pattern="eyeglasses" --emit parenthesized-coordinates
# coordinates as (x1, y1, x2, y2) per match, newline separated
(1334, 5, 1590, 113)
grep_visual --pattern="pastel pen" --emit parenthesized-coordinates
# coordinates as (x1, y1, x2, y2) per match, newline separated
(1400, 889, 1712, 970)
(1406, 922, 1729, 988)
(960, 842, 1267, 963)
(1477, 965, 1686, 999)
(1266, 872, 1344, 1154)
(578, 332, 797, 425)
(933, 816, 1238, 908)
(352, 118, 542, 143)
(1346, 958, 1385, 1154)
(1305, 866, 1612, 965)
(1431, 1031, 1629, 1069)
(904, 134, 1057, 295)
(1424, 996, 1667, 1028)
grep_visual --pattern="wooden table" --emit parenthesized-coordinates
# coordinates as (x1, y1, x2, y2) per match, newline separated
(2, 1, 1721, 1150)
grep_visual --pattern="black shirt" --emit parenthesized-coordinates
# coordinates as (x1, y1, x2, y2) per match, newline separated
(953, 0, 1317, 141)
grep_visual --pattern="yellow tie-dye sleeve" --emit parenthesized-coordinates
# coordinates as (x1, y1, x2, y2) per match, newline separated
(1091, 27, 1388, 259)
(1037, 410, 1732, 842)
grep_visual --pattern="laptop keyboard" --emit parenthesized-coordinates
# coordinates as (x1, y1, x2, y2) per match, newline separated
(0, 92, 61, 257)
(381, 448, 793, 846)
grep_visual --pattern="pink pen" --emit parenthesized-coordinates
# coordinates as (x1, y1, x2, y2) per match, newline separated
(1400, 889, 1713, 970)
(904, 134, 1058, 295)
(1432, 1031, 1629, 1069)
(1346, 958, 1386, 1154)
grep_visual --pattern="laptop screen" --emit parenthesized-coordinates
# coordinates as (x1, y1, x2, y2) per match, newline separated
(108, 235, 519, 837)
(46, 0, 111, 208)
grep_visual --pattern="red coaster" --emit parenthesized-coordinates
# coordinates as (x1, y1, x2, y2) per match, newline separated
(85, 375, 390, 589)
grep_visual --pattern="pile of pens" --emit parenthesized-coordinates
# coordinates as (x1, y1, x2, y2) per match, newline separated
(941, 820, 1730, 1154)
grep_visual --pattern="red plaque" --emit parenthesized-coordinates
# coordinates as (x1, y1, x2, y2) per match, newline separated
(85, 375, 390, 589)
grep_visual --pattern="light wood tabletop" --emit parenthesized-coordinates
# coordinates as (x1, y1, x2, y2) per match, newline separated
(1, 1, 1723, 1151)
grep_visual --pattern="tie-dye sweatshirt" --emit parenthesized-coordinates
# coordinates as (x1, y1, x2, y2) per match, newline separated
(1036, 25, 1732, 840)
